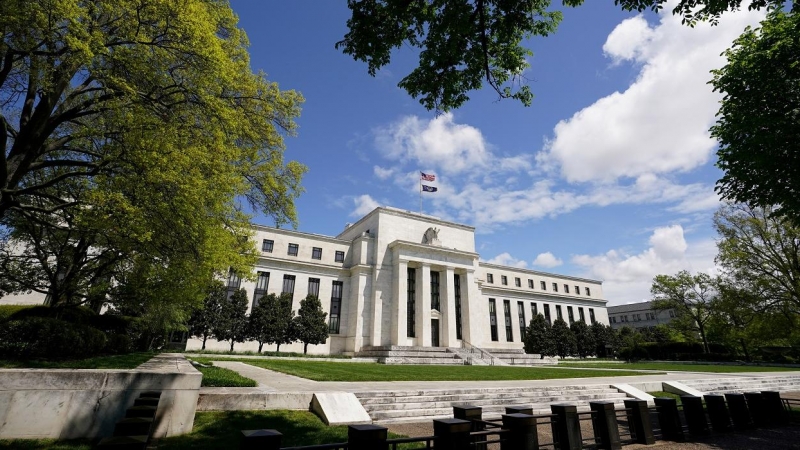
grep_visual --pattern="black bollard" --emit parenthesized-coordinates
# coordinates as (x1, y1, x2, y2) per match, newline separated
(744, 392, 769, 427)
(761, 391, 789, 427)
(654, 397, 684, 441)
(240, 430, 282, 450)
(590, 401, 622, 450)
(681, 396, 709, 436)
(551, 403, 582, 450)
(502, 413, 539, 450)
(724, 393, 751, 431)
(704, 395, 731, 433)
(433, 418, 472, 450)
(348, 424, 388, 450)
(624, 399, 655, 445)
(454, 405, 485, 450)
(506, 405, 534, 415)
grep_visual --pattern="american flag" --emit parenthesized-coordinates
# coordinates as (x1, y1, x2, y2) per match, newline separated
(420, 172, 436, 181)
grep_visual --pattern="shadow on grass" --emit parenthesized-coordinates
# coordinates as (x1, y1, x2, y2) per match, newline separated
(0, 439, 91, 450)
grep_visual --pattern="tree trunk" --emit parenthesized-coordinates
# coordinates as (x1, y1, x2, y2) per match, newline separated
(698, 322, 710, 354)
(276, 343, 281, 353)
(258, 342, 264, 353)
(740, 338, 750, 361)
(229, 340, 235, 352)
(202, 335, 207, 350)
(303, 342, 308, 354)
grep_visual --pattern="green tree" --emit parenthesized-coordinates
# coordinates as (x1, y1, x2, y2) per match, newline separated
(248, 293, 295, 353)
(292, 295, 329, 355)
(188, 282, 225, 350)
(570, 320, 596, 358)
(711, 11, 800, 223)
(214, 288, 249, 352)
(523, 314, 555, 358)
(651, 271, 717, 353)
(550, 318, 576, 359)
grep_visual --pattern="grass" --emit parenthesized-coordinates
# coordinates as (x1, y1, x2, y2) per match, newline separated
(0, 439, 91, 450)
(158, 410, 413, 450)
(0, 304, 34, 321)
(199, 359, 660, 381)
(0, 352, 156, 369)
(648, 391, 683, 404)
(196, 364, 258, 387)
(557, 362, 800, 373)
(185, 349, 351, 359)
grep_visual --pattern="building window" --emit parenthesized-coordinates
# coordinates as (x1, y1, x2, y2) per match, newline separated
(312, 247, 322, 260)
(253, 271, 269, 307)
(487, 273, 494, 284)
(407, 268, 416, 338)
(308, 278, 320, 298)
(556, 305, 563, 321)
(515, 277, 521, 287)
(669, 310, 675, 318)
(579, 307, 586, 323)
(282, 275, 296, 298)
(454, 274, 463, 340)
(540, 281, 546, 290)
(567, 306, 575, 324)
(288, 243, 299, 256)
(262, 239, 274, 253)
(335, 251, 345, 263)
(430, 271, 440, 311)
(589, 308, 596, 324)
(531, 302, 538, 317)
(489, 299, 498, 341)
(329, 281, 343, 334)
(543, 304, 551, 325)
(501, 275, 508, 285)
(528, 279, 534, 289)
(226, 268, 241, 299)
(552, 283, 558, 292)
(585, 287, 591, 296)
(611, 316, 616, 323)
(503, 300, 513, 342)
(517, 301, 526, 340)
(575, 285, 580, 295)
(564, 284, 570, 294)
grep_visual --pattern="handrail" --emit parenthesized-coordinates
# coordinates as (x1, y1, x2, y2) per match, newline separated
(460, 340, 500, 365)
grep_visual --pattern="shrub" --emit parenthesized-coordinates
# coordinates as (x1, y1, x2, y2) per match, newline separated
(0, 317, 107, 359)
(9, 305, 97, 324)
(0, 304, 35, 322)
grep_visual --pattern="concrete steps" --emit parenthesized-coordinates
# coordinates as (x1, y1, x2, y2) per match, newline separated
(481, 348, 557, 366)
(681, 375, 800, 394)
(354, 385, 630, 424)
(356, 346, 465, 365)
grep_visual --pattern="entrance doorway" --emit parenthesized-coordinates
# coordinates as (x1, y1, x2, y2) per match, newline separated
(431, 319, 440, 347)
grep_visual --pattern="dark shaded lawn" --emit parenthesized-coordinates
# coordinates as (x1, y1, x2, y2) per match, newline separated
(558, 362, 800, 373)
(0, 352, 156, 369)
(0, 439, 91, 449)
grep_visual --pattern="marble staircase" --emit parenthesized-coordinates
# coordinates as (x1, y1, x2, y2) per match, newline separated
(680, 374, 800, 394)
(481, 348, 558, 366)
(355, 346, 465, 365)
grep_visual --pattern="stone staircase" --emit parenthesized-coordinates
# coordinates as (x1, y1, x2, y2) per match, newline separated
(355, 385, 630, 424)
(355, 346, 465, 365)
(481, 348, 558, 366)
(680, 374, 800, 394)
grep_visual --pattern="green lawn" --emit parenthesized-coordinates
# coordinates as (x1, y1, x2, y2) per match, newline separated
(159, 410, 413, 450)
(196, 365, 257, 387)
(558, 362, 800, 373)
(648, 391, 683, 404)
(0, 352, 156, 369)
(0, 439, 91, 450)
(207, 359, 659, 381)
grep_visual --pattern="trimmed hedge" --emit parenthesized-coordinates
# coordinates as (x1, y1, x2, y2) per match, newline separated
(619, 341, 733, 361)
(0, 317, 107, 359)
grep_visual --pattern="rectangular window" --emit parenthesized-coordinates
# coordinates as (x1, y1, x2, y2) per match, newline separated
(611, 316, 616, 323)
(454, 274, 463, 340)
(556, 305, 563, 321)
(543, 304, 551, 325)
(567, 306, 575, 324)
(564, 284, 570, 294)
(528, 279, 534, 289)
(579, 307, 586, 323)
(515, 277, 521, 287)
(329, 281, 343, 333)
(430, 271, 440, 311)
(585, 287, 591, 296)
(552, 283, 558, 292)
(226, 268, 241, 290)
(407, 268, 416, 338)
(253, 271, 269, 307)
(262, 239, 274, 253)
(531, 302, 538, 317)
(282, 274, 296, 298)
(503, 300, 513, 342)
(540, 281, 546, 290)
(288, 243, 299, 256)
(487, 273, 494, 283)
(575, 285, 580, 295)
(312, 247, 322, 260)
(489, 299, 498, 341)
(335, 250, 345, 263)
(501, 275, 508, 285)
(308, 278, 320, 297)
(517, 301, 526, 340)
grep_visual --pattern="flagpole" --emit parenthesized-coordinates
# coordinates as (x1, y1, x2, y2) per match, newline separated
(419, 172, 422, 214)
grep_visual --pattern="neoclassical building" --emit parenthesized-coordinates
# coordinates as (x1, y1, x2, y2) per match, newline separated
(188, 207, 610, 355)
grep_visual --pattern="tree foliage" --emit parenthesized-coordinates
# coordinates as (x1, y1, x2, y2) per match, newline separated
(188, 281, 225, 350)
(293, 295, 329, 355)
(550, 318, 576, 359)
(651, 271, 717, 353)
(214, 289, 249, 352)
(711, 11, 800, 223)
(570, 320, 596, 358)
(248, 292, 295, 353)
(523, 314, 555, 358)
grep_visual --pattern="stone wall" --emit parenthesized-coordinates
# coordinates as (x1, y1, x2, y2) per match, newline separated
(0, 353, 201, 439)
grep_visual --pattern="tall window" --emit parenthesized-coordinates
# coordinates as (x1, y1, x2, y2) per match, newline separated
(226, 269, 241, 298)
(308, 278, 320, 297)
(575, 285, 580, 295)
(540, 281, 546, 290)
(515, 277, 521, 287)
(282, 275, 296, 298)
(579, 307, 586, 323)
(564, 284, 570, 294)
(288, 243, 299, 256)
(262, 239, 273, 252)
(329, 281, 342, 333)
(335, 251, 345, 263)
(489, 299, 498, 341)
(454, 274, 463, 340)
(430, 271, 440, 311)
(552, 283, 558, 292)
(528, 279, 534, 289)
(407, 268, 416, 337)
(312, 247, 322, 260)
(567, 306, 574, 324)
(501, 275, 508, 285)
(517, 301, 526, 340)
(585, 287, 591, 296)
(503, 300, 513, 342)
(487, 273, 494, 283)
(531, 302, 538, 317)
(253, 271, 269, 307)
(543, 304, 551, 325)
(556, 305, 563, 321)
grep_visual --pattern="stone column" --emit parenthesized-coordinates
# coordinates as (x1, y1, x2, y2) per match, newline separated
(416, 263, 432, 346)
(460, 268, 480, 344)
(391, 258, 408, 345)
(440, 267, 457, 347)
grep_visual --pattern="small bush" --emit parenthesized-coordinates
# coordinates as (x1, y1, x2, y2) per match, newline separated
(0, 317, 107, 359)
(0, 305, 35, 322)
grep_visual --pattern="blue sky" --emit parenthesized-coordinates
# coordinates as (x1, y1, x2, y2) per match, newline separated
(230, 1, 765, 305)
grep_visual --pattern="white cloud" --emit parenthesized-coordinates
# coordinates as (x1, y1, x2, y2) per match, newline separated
(533, 252, 563, 268)
(485, 252, 528, 268)
(373, 165, 394, 180)
(572, 224, 718, 305)
(351, 194, 380, 217)
(537, 8, 764, 183)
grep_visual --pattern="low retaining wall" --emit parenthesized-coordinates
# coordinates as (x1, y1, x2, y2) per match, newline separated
(0, 353, 201, 440)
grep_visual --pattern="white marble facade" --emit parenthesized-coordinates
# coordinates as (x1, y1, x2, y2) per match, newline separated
(188, 207, 610, 355)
